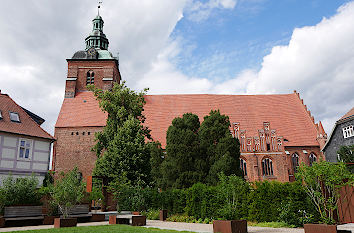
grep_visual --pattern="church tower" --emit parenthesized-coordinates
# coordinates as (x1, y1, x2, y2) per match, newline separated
(53, 11, 121, 185)
(64, 11, 121, 98)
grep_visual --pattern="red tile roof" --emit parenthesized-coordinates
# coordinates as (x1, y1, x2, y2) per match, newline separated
(0, 93, 54, 140)
(56, 91, 321, 147)
(339, 107, 354, 121)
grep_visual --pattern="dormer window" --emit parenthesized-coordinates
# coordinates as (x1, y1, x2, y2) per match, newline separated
(9, 112, 20, 122)
(343, 125, 354, 139)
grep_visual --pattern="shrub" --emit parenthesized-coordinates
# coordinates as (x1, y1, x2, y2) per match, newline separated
(50, 168, 86, 218)
(217, 173, 250, 220)
(296, 161, 354, 224)
(0, 174, 41, 207)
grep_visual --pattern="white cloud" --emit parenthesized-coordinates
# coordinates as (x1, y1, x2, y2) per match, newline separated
(185, 0, 237, 22)
(137, 1, 354, 134)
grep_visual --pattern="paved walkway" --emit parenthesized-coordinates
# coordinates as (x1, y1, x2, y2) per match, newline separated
(0, 220, 352, 232)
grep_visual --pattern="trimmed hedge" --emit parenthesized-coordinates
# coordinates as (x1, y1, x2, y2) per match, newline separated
(112, 178, 318, 226)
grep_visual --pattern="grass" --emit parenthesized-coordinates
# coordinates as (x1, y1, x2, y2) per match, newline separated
(248, 221, 296, 228)
(12, 225, 194, 233)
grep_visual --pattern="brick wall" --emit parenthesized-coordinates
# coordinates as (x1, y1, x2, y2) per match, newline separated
(53, 126, 102, 178)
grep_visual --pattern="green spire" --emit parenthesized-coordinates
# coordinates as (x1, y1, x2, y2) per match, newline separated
(85, 13, 109, 50)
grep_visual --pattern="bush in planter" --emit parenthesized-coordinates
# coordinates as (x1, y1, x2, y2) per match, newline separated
(296, 161, 354, 225)
(217, 173, 250, 220)
(0, 174, 41, 206)
(50, 168, 86, 218)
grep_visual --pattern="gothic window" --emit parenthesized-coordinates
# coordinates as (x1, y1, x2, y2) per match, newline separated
(291, 153, 299, 173)
(86, 71, 95, 85)
(309, 153, 317, 166)
(342, 125, 354, 138)
(271, 130, 277, 151)
(240, 158, 247, 176)
(262, 158, 273, 176)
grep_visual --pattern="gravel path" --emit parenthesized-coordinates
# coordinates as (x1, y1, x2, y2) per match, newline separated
(145, 220, 305, 233)
(0, 220, 352, 233)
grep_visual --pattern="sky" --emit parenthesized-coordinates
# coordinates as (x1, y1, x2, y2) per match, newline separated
(0, 0, 353, 137)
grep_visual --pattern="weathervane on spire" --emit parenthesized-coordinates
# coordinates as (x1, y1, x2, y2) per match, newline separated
(98, 1, 102, 15)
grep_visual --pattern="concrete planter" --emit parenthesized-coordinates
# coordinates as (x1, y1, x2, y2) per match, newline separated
(159, 209, 168, 221)
(213, 220, 247, 233)
(43, 216, 57, 225)
(54, 217, 77, 228)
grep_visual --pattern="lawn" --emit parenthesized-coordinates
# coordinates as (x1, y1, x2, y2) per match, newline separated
(12, 225, 193, 233)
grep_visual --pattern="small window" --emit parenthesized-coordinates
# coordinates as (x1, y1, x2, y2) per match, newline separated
(9, 112, 20, 122)
(342, 125, 354, 139)
(18, 139, 32, 160)
(86, 71, 95, 85)
(0, 110, 2, 119)
(309, 153, 317, 166)
(240, 158, 247, 176)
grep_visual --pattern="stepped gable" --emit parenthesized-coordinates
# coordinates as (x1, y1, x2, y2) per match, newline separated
(0, 93, 54, 140)
(56, 91, 320, 147)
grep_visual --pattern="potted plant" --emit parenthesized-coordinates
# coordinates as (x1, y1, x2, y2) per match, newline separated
(50, 168, 85, 228)
(213, 174, 248, 233)
(296, 161, 354, 233)
(88, 185, 105, 222)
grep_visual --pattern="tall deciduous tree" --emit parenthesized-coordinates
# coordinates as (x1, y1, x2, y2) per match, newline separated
(88, 82, 151, 186)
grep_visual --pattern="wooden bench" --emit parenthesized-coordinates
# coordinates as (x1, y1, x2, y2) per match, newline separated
(60, 204, 105, 223)
(1, 206, 44, 227)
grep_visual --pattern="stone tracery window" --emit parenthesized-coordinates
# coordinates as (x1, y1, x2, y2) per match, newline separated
(309, 153, 317, 166)
(262, 157, 273, 176)
(240, 158, 247, 176)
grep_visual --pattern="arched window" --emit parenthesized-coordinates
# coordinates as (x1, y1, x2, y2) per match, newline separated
(86, 71, 94, 85)
(309, 153, 317, 166)
(240, 158, 247, 176)
(291, 153, 299, 173)
(262, 158, 273, 176)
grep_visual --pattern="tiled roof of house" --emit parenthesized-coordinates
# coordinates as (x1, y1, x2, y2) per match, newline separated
(56, 91, 321, 147)
(339, 107, 354, 121)
(0, 93, 54, 140)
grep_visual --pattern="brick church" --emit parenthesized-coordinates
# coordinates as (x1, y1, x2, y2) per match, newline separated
(53, 13, 327, 183)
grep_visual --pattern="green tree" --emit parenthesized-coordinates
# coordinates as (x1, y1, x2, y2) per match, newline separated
(337, 145, 354, 173)
(50, 168, 86, 219)
(88, 82, 151, 186)
(199, 110, 242, 185)
(296, 161, 354, 224)
(161, 113, 202, 188)
(149, 141, 165, 187)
